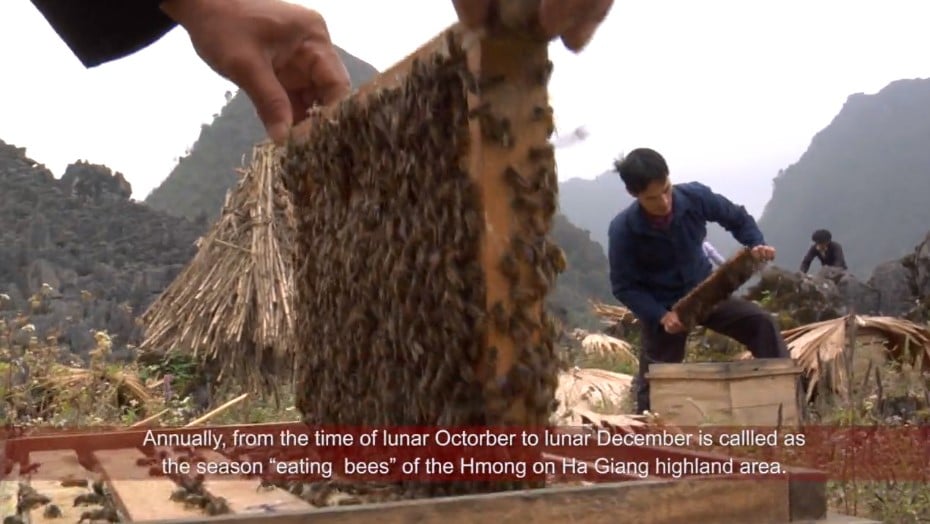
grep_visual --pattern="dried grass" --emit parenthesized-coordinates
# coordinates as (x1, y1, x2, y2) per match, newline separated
(139, 143, 297, 396)
(37, 364, 154, 413)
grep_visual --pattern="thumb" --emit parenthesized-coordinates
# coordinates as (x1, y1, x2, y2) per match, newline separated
(233, 57, 294, 145)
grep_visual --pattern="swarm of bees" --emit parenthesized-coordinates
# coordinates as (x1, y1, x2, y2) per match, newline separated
(281, 28, 566, 497)
(1, 479, 119, 524)
(167, 472, 229, 516)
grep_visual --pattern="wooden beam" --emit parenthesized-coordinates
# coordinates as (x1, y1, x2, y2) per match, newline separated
(142, 478, 790, 524)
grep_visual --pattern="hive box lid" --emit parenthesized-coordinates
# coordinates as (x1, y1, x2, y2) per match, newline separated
(646, 358, 801, 380)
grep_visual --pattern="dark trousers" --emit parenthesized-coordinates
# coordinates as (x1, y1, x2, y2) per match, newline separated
(634, 297, 790, 414)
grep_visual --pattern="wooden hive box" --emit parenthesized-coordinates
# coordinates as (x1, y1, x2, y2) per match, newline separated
(646, 359, 803, 427)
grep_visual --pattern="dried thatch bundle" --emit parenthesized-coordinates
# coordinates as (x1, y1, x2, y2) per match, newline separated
(738, 315, 930, 400)
(673, 247, 764, 329)
(590, 300, 638, 325)
(36, 365, 154, 415)
(140, 143, 297, 396)
(579, 333, 638, 364)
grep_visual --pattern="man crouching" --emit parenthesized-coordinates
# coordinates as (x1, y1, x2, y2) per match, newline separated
(607, 148, 789, 414)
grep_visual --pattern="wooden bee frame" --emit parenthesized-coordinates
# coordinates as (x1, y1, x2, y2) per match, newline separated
(283, 0, 565, 431)
(672, 248, 764, 330)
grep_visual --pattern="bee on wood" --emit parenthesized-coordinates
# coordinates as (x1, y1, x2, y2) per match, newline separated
(43, 503, 62, 518)
(17, 492, 50, 512)
(205, 496, 230, 516)
(78, 507, 119, 523)
(73, 492, 105, 506)
(61, 478, 88, 488)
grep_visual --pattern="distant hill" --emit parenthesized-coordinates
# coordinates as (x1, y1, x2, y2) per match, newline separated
(144, 48, 379, 222)
(757, 78, 930, 278)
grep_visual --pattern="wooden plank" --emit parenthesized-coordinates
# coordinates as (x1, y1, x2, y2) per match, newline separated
(788, 467, 828, 521)
(0, 463, 17, 518)
(186, 449, 311, 515)
(647, 359, 801, 380)
(93, 448, 203, 522)
(27, 450, 92, 524)
(463, 13, 554, 426)
(143, 478, 791, 524)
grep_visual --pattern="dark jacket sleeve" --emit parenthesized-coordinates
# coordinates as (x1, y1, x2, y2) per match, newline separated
(608, 218, 667, 327)
(31, 0, 177, 67)
(832, 242, 848, 270)
(800, 245, 817, 273)
(688, 182, 764, 248)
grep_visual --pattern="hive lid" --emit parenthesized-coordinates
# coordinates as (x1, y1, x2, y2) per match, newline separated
(645, 358, 801, 380)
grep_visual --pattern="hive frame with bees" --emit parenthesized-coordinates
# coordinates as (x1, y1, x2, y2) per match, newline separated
(672, 248, 765, 330)
(281, 0, 566, 441)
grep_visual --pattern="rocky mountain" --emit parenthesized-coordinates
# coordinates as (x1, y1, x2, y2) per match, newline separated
(745, 229, 930, 324)
(757, 78, 930, 278)
(144, 47, 380, 222)
(0, 140, 203, 357)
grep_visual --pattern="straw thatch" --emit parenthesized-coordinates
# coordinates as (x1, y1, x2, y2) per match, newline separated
(736, 314, 930, 400)
(140, 143, 297, 395)
(33, 364, 154, 417)
(672, 247, 764, 329)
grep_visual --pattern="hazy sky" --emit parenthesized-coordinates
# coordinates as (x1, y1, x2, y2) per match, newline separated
(2, 1, 930, 217)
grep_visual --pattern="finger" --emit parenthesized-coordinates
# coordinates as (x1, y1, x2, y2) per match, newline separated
(278, 40, 352, 108)
(451, 0, 493, 28)
(540, 0, 612, 40)
(226, 52, 294, 145)
(560, 18, 601, 51)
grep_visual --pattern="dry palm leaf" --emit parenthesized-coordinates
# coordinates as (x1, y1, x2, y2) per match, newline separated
(553, 367, 634, 424)
(590, 300, 638, 325)
(140, 143, 297, 398)
(580, 333, 638, 364)
(758, 314, 930, 400)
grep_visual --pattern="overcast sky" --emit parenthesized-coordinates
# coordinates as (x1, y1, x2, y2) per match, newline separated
(2, 1, 930, 216)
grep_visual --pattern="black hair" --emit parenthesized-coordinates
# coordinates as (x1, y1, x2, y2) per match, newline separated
(612, 148, 669, 195)
(812, 229, 832, 244)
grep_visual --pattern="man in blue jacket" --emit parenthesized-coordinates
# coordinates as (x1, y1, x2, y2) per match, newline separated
(608, 148, 790, 414)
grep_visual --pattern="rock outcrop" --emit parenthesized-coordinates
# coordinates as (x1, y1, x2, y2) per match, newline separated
(0, 140, 203, 358)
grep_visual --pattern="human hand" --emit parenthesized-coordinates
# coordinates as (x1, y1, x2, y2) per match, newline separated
(751, 245, 777, 263)
(660, 311, 685, 334)
(451, 0, 613, 51)
(160, 0, 352, 145)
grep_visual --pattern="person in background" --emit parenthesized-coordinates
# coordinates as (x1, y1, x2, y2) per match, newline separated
(702, 240, 726, 267)
(607, 148, 790, 414)
(31, 0, 613, 145)
(800, 229, 847, 273)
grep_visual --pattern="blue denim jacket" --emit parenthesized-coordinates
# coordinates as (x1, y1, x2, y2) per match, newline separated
(607, 182, 765, 328)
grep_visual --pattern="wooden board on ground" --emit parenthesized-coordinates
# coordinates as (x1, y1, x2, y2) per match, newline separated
(28, 450, 93, 524)
(93, 448, 203, 522)
(143, 478, 791, 524)
(190, 449, 311, 515)
(0, 464, 17, 518)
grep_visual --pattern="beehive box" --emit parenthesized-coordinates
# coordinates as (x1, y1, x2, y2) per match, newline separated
(646, 359, 803, 427)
